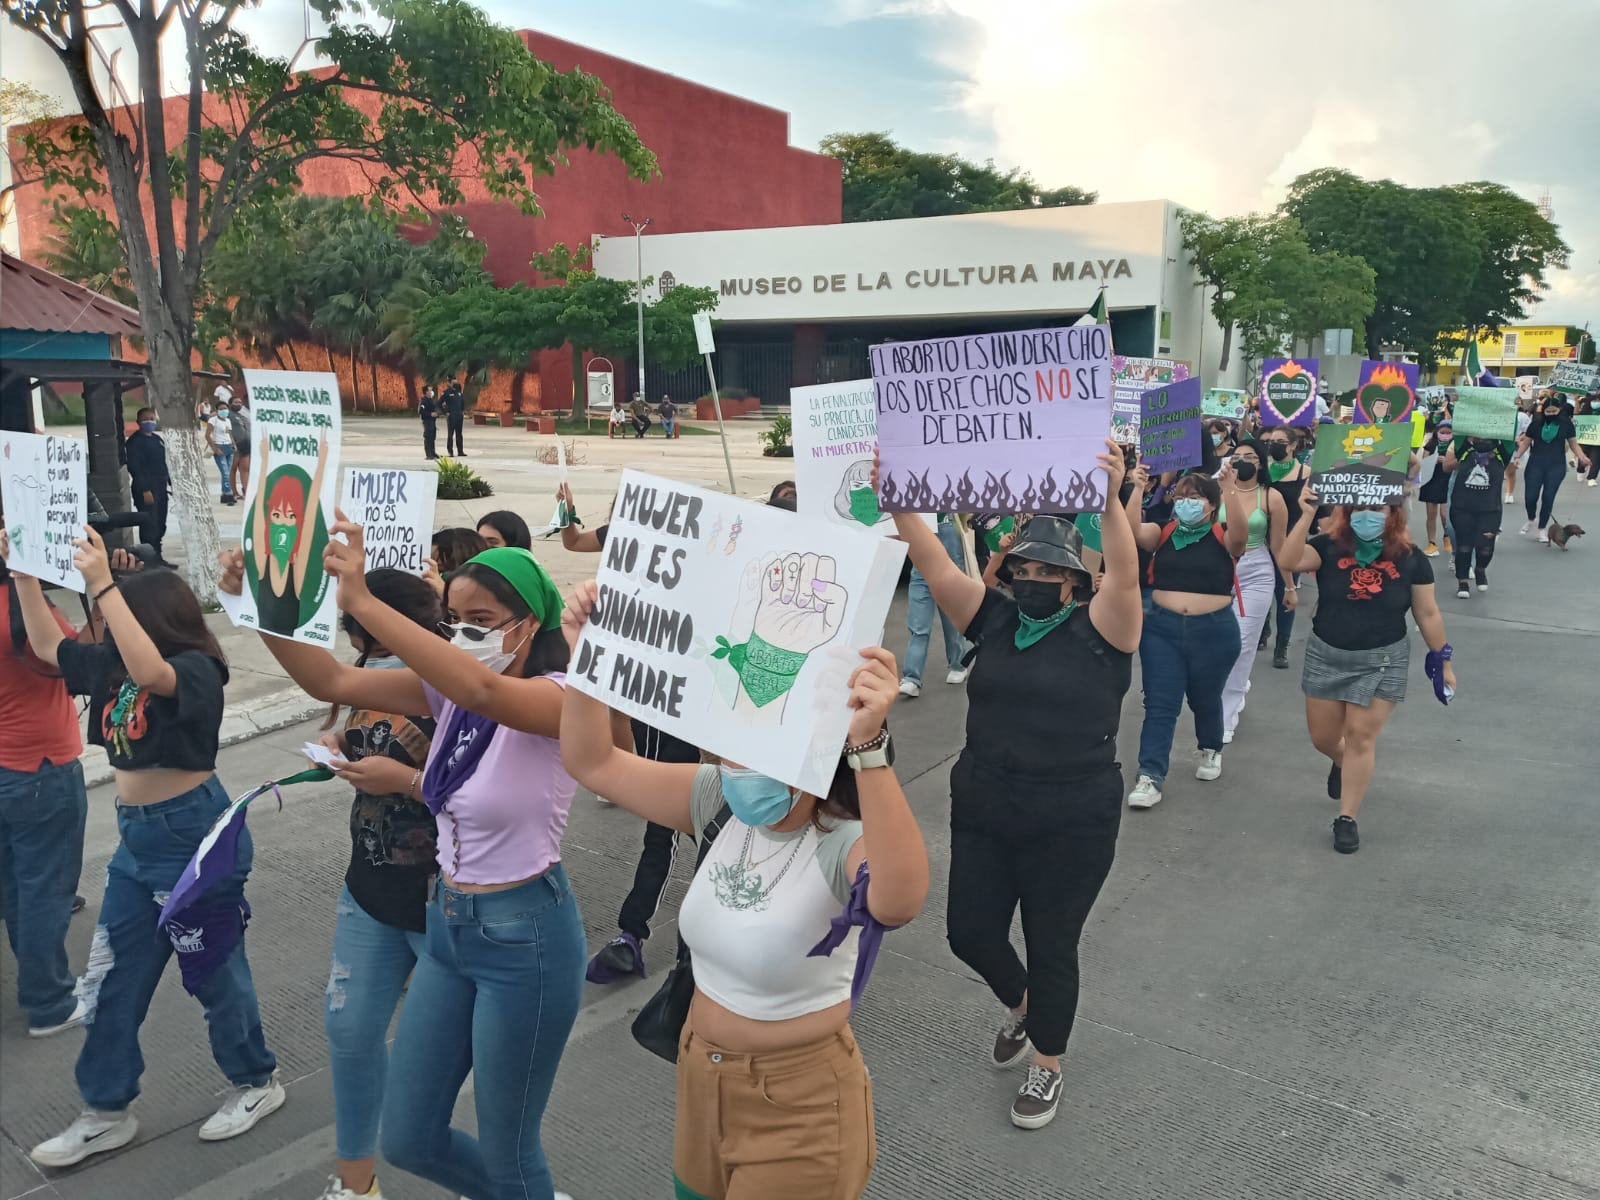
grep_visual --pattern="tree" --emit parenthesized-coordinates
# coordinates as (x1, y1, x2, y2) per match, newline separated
(4, 0, 655, 599)
(820, 131, 1096, 223)
(1, 78, 58, 237)
(1445, 181, 1569, 335)
(41, 199, 135, 304)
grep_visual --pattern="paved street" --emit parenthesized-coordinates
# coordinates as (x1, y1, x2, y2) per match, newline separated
(4, 462, 1599, 1200)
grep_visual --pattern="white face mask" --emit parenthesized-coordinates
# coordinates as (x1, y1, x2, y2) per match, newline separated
(446, 623, 522, 674)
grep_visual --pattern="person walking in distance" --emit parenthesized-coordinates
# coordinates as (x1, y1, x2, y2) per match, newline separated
(1258, 426, 1312, 669)
(227, 394, 253, 502)
(418, 385, 439, 460)
(441, 379, 466, 457)
(1518, 393, 1589, 542)
(205, 400, 237, 505)
(1445, 436, 1508, 597)
(125, 408, 172, 566)
(898, 512, 971, 697)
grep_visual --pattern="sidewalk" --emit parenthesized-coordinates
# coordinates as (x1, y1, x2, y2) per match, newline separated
(64, 413, 794, 780)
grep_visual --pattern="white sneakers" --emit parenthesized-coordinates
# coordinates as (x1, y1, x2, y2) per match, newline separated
(199, 1074, 286, 1141)
(898, 679, 921, 698)
(1222, 729, 1235, 746)
(1195, 749, 1223, 781)
(30, 1110, 139, 1167)
(1538, 529, 1550, 544)
(946, 666, 970, 685)
(1127, 776, 1163, 809)
(319, 1176, 383, 1200)
(1520, 519, 1536, 535)
(28, 994, 89, 1038)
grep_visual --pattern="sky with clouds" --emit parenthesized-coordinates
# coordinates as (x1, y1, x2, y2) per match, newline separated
(7, 0, 1598, 328)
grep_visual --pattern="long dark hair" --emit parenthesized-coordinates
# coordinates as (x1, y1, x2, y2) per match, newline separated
(445, 562, 569, 678)
(325, 569, 446, 728)
(477, 510, 532, 551)
(113, 570, 224, 677)
(1232, 438, 1272, 491)
(431, 527, 488, 575)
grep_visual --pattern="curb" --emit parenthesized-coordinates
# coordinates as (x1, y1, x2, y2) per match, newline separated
(82, 687, 325, 788)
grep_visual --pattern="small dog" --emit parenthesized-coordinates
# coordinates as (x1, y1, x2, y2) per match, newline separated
(1547, 522, 1586, 550)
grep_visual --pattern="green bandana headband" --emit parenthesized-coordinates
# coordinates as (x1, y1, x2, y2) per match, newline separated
(1014, 599, 1077, 650)
(713, 632, 808, 707)
(464, 547, 564, 631)
(1170, 520, 1212, 551)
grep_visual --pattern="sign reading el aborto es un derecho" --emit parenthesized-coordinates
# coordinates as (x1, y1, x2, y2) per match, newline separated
(1310, 423, 1413, 506)
(221, 370, 342, 645)
(871, 325, 1113, 514)
(339, 468, 437, 574)
(566, 469, 906, 795)
(0, 430, 87, 592)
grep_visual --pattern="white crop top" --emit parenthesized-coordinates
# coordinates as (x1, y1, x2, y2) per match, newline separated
(678, 765, 862, 1022)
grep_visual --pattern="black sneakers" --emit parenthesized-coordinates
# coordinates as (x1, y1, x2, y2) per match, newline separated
(1010, 1064, 1064, 1129)
(1326, 763, 1342, 800)
(1272, 644, 1289, 669)
(992, 1012, 1030, 1068)
(1332, 816, 1360, 854)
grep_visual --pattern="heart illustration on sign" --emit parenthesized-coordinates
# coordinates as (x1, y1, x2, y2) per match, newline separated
(1354, 363, 1417, 423)
(1262, 360, 1315, 425)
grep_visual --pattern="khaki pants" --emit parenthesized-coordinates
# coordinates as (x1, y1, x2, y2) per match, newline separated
(673, 1015, 876, 1200)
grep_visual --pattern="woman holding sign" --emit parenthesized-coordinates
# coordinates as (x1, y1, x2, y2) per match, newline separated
(887, 440, 1142, 1131)
(561, 590, 928, 1198)
(228, 535, 583, 1200)
(1278, 488, 1454, 853)
(5, 534, 284, 1169)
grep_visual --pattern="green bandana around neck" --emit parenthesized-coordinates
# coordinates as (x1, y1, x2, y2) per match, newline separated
(1014, 599, 1078, 650)
(1170, 521, 1212, 551)
(464, 547, 564, 631)
(1540, 422, 1560, 443)
(268, 521, 295, 572)
(1267, 458, 1296, 482)
(712, 632, 808, 706)
(1353, 536, 1383, 567)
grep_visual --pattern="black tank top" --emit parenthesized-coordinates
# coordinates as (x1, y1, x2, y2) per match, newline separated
(1272, 472, 1309, 531)
(1149, 527, 1236, 596)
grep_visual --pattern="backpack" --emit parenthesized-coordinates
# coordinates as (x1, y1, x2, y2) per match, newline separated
(1146, 521, 1245, 615)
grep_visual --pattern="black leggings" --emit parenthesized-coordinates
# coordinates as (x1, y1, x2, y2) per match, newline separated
(1450, 507, 1500, 581)
(616, 820, 681, 941)
(945, 826, 1116, 1057)
(1523, 456, 1567, 526)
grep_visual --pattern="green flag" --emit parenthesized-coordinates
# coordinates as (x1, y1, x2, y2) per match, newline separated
(1464, 338, 1483, 384)
(1086, 289, 1108, 323)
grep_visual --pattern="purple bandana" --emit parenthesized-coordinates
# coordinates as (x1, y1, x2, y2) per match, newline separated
(1424, 643, 1454, 705)
(807, 862, 895, 1009)
(166, 898, 251, 995)
(421, 705, 498, 815)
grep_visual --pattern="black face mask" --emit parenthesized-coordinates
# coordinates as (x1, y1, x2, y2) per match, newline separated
(1267, 442, 1290, 461)
(1544, 410, 1561, 419)
(1472, 440, 1494, 452)
(1234, 460, 1258, 482)
(1012, 579, 1066, 620)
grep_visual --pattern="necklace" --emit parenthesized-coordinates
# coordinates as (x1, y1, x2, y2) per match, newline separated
(707, 825, 808, 913)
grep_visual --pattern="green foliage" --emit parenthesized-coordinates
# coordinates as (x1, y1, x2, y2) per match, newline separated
(41, 200, 135, 306)
(1444, 181, 1570, 336)
(821, 132, 1096, 223)
(761, 413, 793, 454)
(434, 457, 493, 500)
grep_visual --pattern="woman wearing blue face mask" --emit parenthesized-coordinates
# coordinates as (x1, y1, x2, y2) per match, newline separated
(560, 587, 929, 1200)
(1126, 470, 1251, 809)
(1278, 489, 1455, 853)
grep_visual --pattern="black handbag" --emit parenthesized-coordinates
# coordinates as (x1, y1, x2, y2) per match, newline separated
(630, 802, 732, 1062)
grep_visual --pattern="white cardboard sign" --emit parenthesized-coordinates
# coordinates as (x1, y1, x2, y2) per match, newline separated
(340, 468, 437, 574)
(692, 311, 715, 355)
(792, 379, 934, 535)
(567, 469, 906, 795)
(0, 431, 87, 592)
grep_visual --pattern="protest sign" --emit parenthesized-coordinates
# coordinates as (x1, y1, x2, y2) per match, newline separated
(1259, 357, 1319, 427)
(340, 468, 436, 574)
(1550, 361, 1598, 396)
(1111, 356, 1190, 443)
(1575, 416, 1600, 446)
(1450, 387, 1518, 440)
(1139, 378, 1204, 473)
(230, 370, 342, 645)
(792, 379, 933, 534)
(1410, 408, 1429, 449)
(566, 470, 906, 795)
(1203, 388, 1249, 420)
(1310, 423, 1412, 505)
(872, 325, 1113, 514)
(0, 431, 87, 591)
(1353, 361, 1418, 423)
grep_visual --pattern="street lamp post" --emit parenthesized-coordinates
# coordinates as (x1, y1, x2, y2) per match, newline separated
(622, 213, 652, 402)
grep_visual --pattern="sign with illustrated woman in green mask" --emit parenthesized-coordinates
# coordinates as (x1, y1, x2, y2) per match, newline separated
(223, 370, 341, 646)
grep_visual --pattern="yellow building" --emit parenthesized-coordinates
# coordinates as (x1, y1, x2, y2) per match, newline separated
(1433, 324, 1586, 383)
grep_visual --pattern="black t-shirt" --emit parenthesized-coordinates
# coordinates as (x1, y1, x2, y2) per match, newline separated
(594, 523, 610, 547)
(1308, 534, 1434, 651)
(1148, 525, 1236, 595)
(342, 706, 438, 932)
(952, 589, 1133, 836)
(1449, 447, 1507, 513)
(57, 643, 227, 770)
(1525, 414, 1575, 462)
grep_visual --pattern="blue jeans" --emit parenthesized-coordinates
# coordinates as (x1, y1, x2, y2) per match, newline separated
(903, 522, 968, 686)
(1523, 456, 1566, 526)
(326, 886, 425, 1161)
(0, 759, 87, 1027)
(1272, 571, 1300, 648)
(213, 447, 235, 498)
(77, 776, 276, 1111)
(380, 867, 585, 1200)
(1136, 604, 1242, 786)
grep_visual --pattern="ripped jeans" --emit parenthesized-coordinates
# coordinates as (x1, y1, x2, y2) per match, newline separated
(78, 776, 276, 1111)
(326, 886, 425, 1161)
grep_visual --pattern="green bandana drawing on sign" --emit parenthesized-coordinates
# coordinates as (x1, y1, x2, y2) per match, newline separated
(714, 552, 850, 718)
(847, 485, 882, 527)
(268, 520, 295, 573)
(242, 433, 332, 639)
(713, 633, 810, 707)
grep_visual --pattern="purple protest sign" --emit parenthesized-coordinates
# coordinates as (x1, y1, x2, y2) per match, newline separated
(1353, 360, 1419, 423)
(1260, 357, 1319, 427)
(1138, 377, 1204, 473)
(871, 325, 1113, 514)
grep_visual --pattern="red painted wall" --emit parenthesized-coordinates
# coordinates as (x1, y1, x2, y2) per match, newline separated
(12, 29, 841, 413)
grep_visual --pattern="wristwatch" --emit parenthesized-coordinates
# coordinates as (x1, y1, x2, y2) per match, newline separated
(845, 729, 891, 771)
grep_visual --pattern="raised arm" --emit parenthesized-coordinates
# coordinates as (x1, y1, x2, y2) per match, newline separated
(73, 527, 177, 694)
(1125, 465, 1163, 552)
(892, 511, 984, 633)
(250, 431, 270, 575)
(295, 429, 331, 583)
(1217, 462, 1251, 556)
(1087, 440, 1142, 654)
(1280, 485, 1322, 574)
(1267, 487, 1289, 567)
(2, 546, 66, 668)
(559, 580, 697, 832)
(558, 483, 606, 553)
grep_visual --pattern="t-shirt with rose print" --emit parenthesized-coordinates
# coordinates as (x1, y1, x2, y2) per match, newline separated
(1308, 532, 1433, 651)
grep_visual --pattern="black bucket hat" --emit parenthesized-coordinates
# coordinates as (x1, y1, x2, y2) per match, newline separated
(1007, 514, 1088, 576)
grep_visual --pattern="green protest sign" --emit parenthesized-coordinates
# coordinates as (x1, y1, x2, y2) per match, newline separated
(1309, 422, 1412, 505)
(1450, 387, 1518, 440)
(1575, 416, 1600, 447)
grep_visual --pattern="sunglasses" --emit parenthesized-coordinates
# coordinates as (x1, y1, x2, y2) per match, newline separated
(441, 615, 517, 641)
